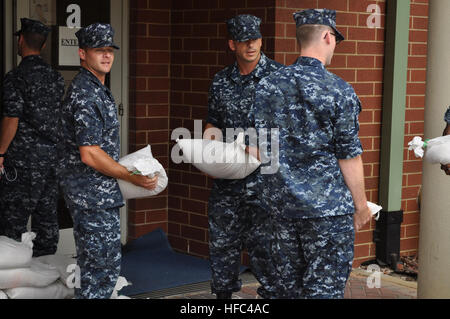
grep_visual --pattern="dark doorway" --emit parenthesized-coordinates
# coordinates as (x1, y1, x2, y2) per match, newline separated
(1, 1, 4, 117)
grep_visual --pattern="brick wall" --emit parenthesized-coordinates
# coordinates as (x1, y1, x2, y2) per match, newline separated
(128, 0, 428, 267)
(128, 0, 171, 240)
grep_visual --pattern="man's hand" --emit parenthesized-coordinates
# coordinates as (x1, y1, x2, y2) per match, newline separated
(128, 174, 159, 190)
(354, 205, 372, 232)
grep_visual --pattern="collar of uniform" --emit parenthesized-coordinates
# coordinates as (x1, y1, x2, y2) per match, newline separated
(294, 56, 325, 69)
(20, 55, 43, 63)
(229, 52, 269, 83)
(80, 67, 106, 88)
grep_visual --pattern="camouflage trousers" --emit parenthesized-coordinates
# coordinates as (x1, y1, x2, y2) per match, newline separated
(0, 166, 59, 257)
(272, 214, 354, 299)
(208, 179, 277, 298)
(71, 206, 121, 299)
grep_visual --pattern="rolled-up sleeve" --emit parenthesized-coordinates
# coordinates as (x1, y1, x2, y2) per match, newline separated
(333, 90, 363, 159)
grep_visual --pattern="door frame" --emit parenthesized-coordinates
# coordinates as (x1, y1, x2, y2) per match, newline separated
(110, 0, 130, 245)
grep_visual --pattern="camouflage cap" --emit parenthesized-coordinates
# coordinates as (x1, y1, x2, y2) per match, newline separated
(75, 23, 120, 50)
(227, 14, 262, 42)
(293, 9, 345, 43)
(14, 18, 50, 38)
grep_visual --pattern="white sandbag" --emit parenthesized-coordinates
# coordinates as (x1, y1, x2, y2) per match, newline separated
(5, 280, 74, 299)
(176, 132, 261, 179)
(35, 255, 77, 287)
(111, 276, 131, 299)
(408, 135, 450, 165)
(0, 232, 35, 269)
(0, 259, 60, 289)
(118, 145, 168, 199)
(0, 290, 8, 299)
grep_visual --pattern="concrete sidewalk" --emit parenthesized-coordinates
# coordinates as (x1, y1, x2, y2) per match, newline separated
(160, 269, 417, 299)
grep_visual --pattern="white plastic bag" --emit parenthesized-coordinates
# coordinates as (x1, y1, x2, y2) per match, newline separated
(368, 202, 383, 221)
(0, 259, 60, 289)
(5, 280, 74, 299)
(176, 133, 261, 179)
(408, 135, 450, 165)
(118, 145, 168, 199)
(111, 276, 131, 299)
(0, 232, 35, 269)
(35, 255, 77, 287)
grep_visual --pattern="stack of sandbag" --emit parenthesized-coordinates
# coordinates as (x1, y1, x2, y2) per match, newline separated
(118, 145, 168, 199)
(175, 132, 261, 179)
(0, 233, 74, 299)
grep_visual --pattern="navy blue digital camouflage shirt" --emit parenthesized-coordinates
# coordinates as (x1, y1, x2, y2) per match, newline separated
(2, 55, 65, 168)
(253, 56, 363, 219)
(59, 67, 124, 211)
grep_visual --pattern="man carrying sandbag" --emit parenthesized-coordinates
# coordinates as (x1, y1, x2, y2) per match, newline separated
(204, 15, 283, 299)
(441, 107, 450, 175)
(59, 23, 157, 299)
(0, 18, 64, 257)
(253, 9, 372, 298)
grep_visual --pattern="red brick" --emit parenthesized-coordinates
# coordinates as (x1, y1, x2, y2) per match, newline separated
(181, 225, 205, 241)
(318, 0, 348, 11)
(189, 240, 209, 257)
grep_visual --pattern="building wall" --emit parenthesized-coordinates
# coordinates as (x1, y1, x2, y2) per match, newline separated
(128, 0, 429, 267)
(128, 0, 171, 239)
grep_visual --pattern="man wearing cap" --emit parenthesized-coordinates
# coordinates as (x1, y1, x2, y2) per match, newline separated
(252, 9, 372, 298)
(59, 23, 158, 299)
(441, 108, 450, 175)
(0, 18, 65, 257)
(204, 14, 283, 299)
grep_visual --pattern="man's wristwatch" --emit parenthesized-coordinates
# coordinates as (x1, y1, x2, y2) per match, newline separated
(0, 153, 5, 158)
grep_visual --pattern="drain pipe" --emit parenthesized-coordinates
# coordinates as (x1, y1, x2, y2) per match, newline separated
(373, 0, 410, 269)
(418, 0, 450, 299)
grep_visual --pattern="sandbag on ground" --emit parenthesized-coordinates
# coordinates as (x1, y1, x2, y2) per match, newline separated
(0, 233, 35, 269)
(5, 280, 74, 299)
(0, 259, 60, 289)
(0, 290, 7, 299)
(35, 254, 77, 287)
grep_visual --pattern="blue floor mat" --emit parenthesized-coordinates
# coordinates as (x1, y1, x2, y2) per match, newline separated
(120, 228, 246, 296)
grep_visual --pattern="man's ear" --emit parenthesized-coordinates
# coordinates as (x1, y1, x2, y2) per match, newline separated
(78, 48, 86, 61)
(228, 39, 236, 52)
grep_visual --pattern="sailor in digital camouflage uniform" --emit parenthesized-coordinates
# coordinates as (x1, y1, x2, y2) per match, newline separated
(59, 23, 158, 299)
(204, 14, 283, 299)
(252, 9, 372, 299)
(441, 107, 450, 175)
(0, 18, 65, 257)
